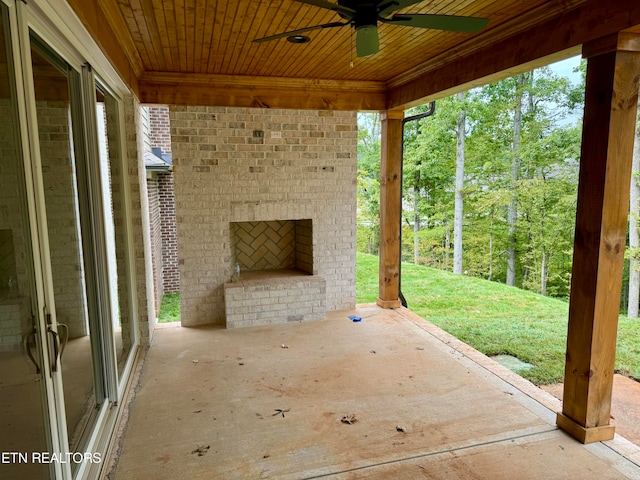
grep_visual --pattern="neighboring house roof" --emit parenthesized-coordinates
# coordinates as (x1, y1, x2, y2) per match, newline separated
(144, 148, 172, 172)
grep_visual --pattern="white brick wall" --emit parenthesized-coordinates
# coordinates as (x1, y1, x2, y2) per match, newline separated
(0, 99, 28, 304)
(124, 96, 156, 345)
(103, 95, 134, 357)
(224, 275, 326, 328)
(0, 298, 29, 350)
(37, 101, 88, 339)
(170, 107, 357, 327)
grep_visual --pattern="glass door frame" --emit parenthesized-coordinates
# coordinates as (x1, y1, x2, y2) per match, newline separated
(9, 0, 141, 477)
(0, 0, 64, 478)
(92, 76, 141, 399)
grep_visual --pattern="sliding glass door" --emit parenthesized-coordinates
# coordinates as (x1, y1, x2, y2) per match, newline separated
(95, 84, 136, 386)
(0, 1, 139, 478)
(0, 3, 54, 479)
(30, 36, 107, 469)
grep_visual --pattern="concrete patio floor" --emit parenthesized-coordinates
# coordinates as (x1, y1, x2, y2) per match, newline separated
(107, 305, 640, 479)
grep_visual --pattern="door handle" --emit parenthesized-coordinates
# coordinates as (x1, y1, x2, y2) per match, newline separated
(57, 323, 68, 362)
(28, 324, 68, 374)
(47, 327, 60, 373)
(23, 329, 41, 374)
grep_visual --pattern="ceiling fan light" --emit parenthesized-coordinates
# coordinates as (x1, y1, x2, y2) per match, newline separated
(287, 35, 311, 43)
(355, 25, 379, 57)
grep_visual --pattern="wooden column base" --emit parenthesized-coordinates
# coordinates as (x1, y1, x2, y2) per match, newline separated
(376, 297, 401, 309)
(556, 413, 615, 444)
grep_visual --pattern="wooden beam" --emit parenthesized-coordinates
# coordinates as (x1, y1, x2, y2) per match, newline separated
(387, 0, 640, 110)
(139, 72, 387, 111)
(385, 0, 587, 90)
(557, 33, 640, 444)
(377, 110, 404, 309)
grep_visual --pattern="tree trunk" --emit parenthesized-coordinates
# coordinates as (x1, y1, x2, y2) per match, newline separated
(444, 229, 451, 268)
(413, 187, 420, 264)
(488, 231, 493, 281)
(507, 74, 527, 286)
(487, 207, 493, 281)
(541, 248, 548, 296)
(628, 105, 640, 318)
(453, 92, 466, 275)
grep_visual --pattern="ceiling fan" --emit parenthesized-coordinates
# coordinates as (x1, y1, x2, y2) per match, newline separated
(253, 0, 489, 57)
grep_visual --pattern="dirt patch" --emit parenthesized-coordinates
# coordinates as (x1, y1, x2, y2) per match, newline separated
(541, 374, 640, 446)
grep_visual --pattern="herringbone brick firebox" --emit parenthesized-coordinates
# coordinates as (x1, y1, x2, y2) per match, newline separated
(231, 219, 313, 273)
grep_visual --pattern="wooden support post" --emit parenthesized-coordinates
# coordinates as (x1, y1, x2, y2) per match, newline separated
(377, 110, 404, 309)
(557, 31, 640, 444)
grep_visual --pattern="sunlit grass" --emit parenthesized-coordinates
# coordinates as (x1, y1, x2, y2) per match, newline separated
(158, 292, 181, 323)
(356, 252, 640, 385)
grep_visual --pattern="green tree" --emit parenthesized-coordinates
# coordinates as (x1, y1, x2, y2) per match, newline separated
(357, 113, 381, 254)
(355, 60, 584, 302)
(463, 66, 581, 291)
(517, 126, 580, 296)
(627, 103, 640, 317)
(453, 92, 466, 274)
(403, 98, 459, 267)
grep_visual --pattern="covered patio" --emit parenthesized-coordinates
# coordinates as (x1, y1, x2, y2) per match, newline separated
(38, 0, 640, 477)
(108, 306, 640, 479)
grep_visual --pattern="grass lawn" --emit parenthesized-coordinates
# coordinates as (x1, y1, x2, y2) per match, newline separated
(356, 252, 640, 385)
(158, 292, 181, 323)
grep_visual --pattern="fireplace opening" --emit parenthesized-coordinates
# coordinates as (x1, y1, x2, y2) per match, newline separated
(230, 219, 313, 279)
(225, 219, 325, 328)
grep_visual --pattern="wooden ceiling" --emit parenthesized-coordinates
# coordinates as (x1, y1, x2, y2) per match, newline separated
(69, 0, 640, 110)
(111, 0, 538, 81)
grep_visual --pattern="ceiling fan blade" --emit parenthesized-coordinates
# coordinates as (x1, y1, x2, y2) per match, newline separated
(356, 26, 379, 57)
(381, 14, 489, 32)
(378, 0, 425, 18)
(253, 22, 347, 43)
(295, 0, 355, 18)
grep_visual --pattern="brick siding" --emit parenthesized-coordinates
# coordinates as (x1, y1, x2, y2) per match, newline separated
(149, 106, 172, 154)
(0, 99, 31, 349)
(147, 176, 163, 313)
(125, 96, 155, 344)
(158, 172, 180, 293)
(37, 101, 88, 339)
(147, 105, 180, 295)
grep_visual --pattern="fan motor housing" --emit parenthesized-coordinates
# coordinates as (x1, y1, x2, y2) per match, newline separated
(339, 0, 380, 28)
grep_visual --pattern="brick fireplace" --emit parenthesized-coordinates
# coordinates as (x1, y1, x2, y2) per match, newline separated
(224, 219, 325, 328)
(170, 107, 357, 328)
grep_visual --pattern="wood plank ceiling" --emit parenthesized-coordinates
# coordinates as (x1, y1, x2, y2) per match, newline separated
(71, 0, 640, 110)
(115, 0, 540, 81)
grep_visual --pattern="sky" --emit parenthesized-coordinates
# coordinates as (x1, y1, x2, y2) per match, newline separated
(543, 55, 584, 126)
(548, 55, 582, 83)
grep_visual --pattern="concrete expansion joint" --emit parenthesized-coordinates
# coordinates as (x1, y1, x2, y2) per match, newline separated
(299, 428, 560, 479)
